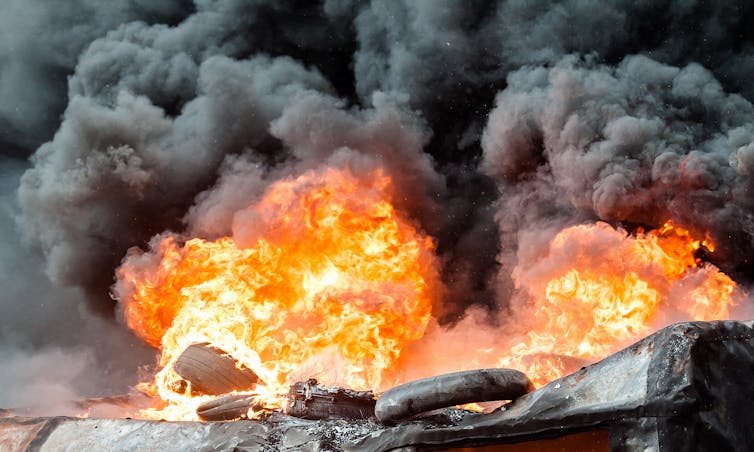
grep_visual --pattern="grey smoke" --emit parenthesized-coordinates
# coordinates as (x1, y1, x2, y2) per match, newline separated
(3, 0, 754, 411)
(0, 158, 153, 413)
(0, 0, 190, 157)
(0, 345, 90, 416)
(19, 54, 333, 297)
(481, 55, 754, 284)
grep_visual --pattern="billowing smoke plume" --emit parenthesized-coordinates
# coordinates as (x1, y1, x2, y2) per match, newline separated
(3, 0, 754, 410)
(482, 55, 754, 288)
(0, 0, 190, 157)
(0, 159, 154, 413)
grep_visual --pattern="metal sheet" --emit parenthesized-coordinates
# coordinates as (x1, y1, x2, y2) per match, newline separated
(350, 320, 754, 451)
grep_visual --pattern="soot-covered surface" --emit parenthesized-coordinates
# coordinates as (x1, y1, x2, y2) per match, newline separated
(0, 414, 381, 452)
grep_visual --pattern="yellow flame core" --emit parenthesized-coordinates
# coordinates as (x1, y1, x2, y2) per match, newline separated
(117, 167, 438, 420)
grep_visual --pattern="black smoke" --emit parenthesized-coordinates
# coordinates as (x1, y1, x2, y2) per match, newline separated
(3, 0, 754, 410)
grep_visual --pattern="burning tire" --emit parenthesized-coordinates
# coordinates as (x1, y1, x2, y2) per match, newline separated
(196, 394, 261, 421)
(375, 368, 531, 425)
(173, 343, 260, 395)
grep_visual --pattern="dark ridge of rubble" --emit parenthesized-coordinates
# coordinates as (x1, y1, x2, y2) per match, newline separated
(2, 320, 753, 451)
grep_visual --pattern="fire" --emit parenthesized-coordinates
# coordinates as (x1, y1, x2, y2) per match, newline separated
(498, 221, 737, 387)
(115, 166, 439, 420)
(116, 159, 738, 420)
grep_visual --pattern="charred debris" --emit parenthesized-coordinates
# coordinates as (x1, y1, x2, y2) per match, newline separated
(173, 342, 528, 423)
(3, 319, 754, 451)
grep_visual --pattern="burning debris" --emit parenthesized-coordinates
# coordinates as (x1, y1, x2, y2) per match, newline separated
(172, 343, 380, 422)
(166, 340, 531, 424)
(3, 320, 752, 451)
(195, 394, 261, 422)
(3, 3, 754, 451)
(173, 343, 260, 396)
(287, 379, 376, 421)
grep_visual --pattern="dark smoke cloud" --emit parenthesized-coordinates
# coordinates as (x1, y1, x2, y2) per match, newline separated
(0, 0, 190, 157)
(481, 55, 754, 283)
(18, 55, 333, 306)
(0, 158, 153, 413)
(14, 1, 754, 305)
(3, 0, 754, 408)
(353, 1, 754, 142)
(353, 1, 503, 110)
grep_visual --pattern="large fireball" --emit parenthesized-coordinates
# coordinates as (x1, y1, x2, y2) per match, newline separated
(114, 165, 439, 420)
(497, 221, 737, 386)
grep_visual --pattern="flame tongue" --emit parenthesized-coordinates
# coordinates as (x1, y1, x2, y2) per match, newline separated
(116, 166, 439, 420)
(499, 221, 737, 387)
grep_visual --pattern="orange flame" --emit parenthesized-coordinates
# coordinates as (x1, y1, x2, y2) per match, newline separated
(116, 166, 439, 420)
(497, 221, 737, 386)
(117, 160, 739, 419)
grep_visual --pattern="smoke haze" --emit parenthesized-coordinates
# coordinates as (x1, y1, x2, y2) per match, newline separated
(3, 0, 754, 411)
